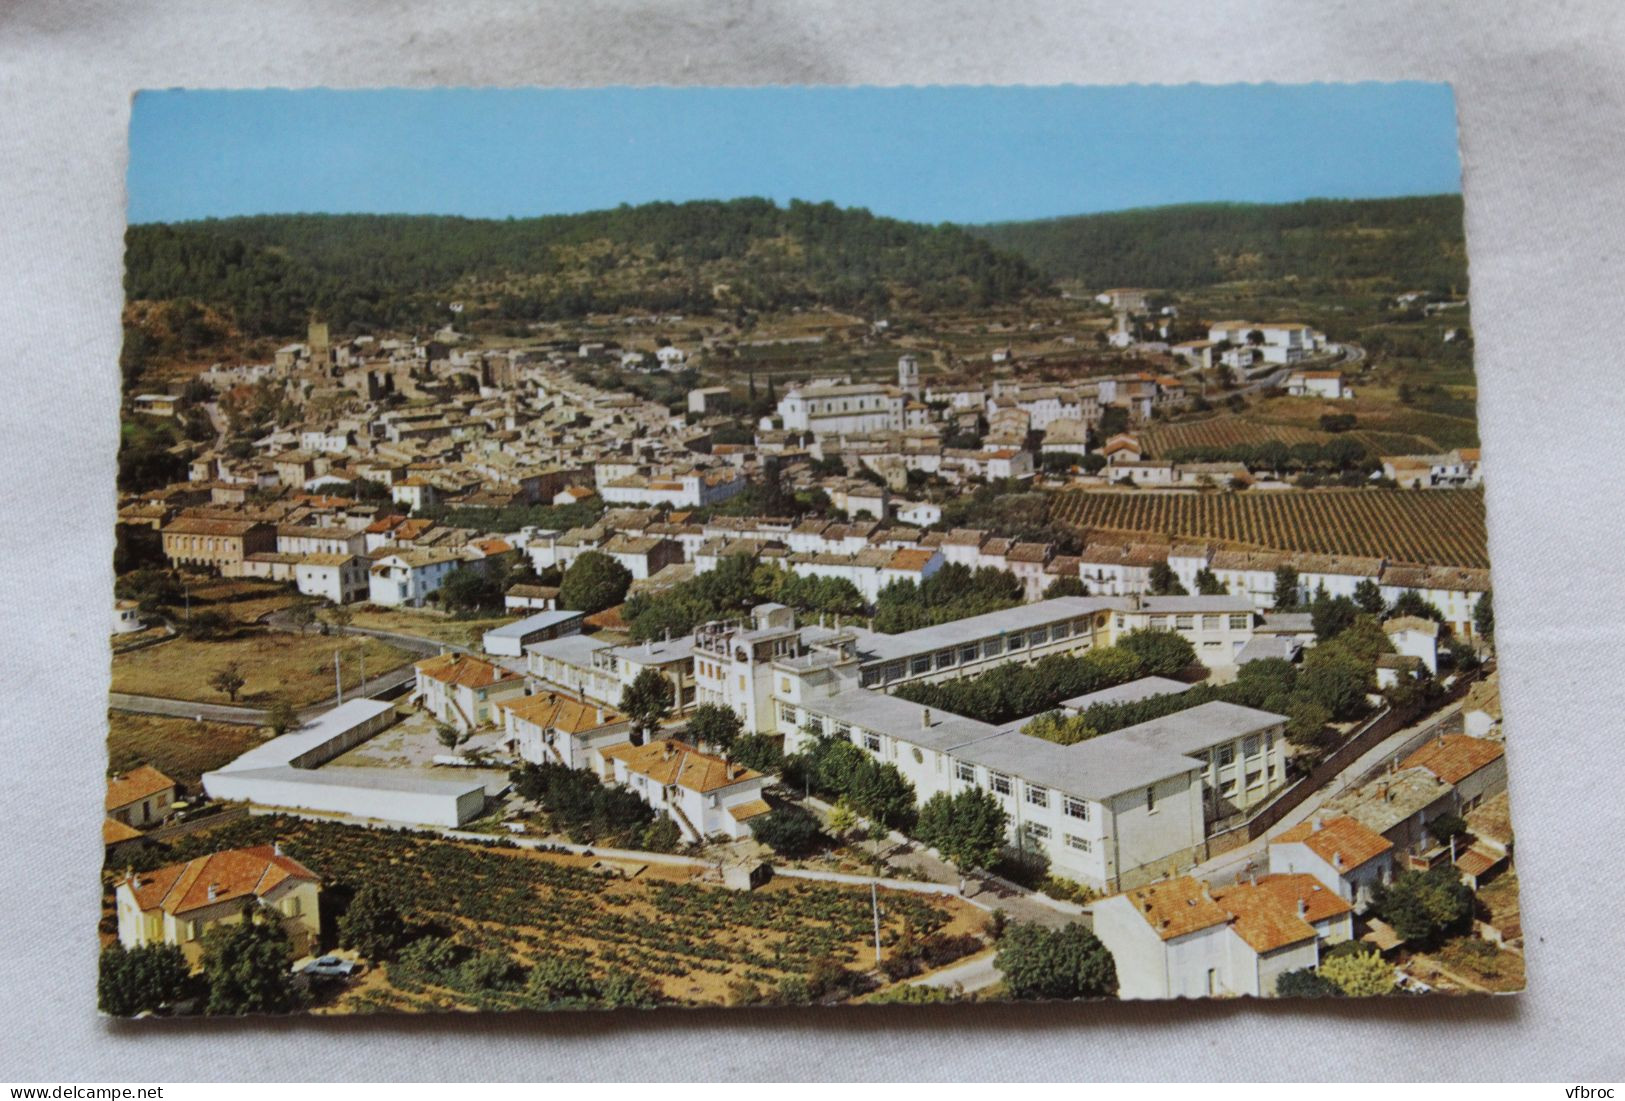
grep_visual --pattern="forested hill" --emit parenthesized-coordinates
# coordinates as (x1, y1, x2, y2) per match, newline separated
(965, 195, 1467, 292)
(124, 198, 1051, 337)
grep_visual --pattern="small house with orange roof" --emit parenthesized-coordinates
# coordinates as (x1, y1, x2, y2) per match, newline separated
(106, 765, 177, 829)
(413, 652, 529, 732)
(601, 739, 773, 842)
(497, 690, 632, 774)
(1401, 732, 1507, 814)
(114, 844, 321, 963)
(1090, 872, 1350, 999)
(1270, 812, 1397, 912)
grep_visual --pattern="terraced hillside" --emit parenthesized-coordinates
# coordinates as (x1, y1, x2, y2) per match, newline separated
(1054, 487, 1489, 568)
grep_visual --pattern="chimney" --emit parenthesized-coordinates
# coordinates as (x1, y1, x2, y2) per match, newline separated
(1333, 851, 1343, 869)
(207, 883, 219, 902)
(1312, 813, 1324, 831)
(596, 706, 604, 725)
(921, 707, 932, 729)
(273, 841, 283, 857)
(1296, 897, 1307, 918)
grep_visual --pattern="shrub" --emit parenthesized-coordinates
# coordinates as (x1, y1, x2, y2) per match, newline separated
(750, 804, 828, 857)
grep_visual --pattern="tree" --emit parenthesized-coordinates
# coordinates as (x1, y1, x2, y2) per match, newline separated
(750, 804, 827, 857)
(1117, 629, 1196, 677)
(1043, 575, 1088, 599)
(685, 703, 744, 754)
(1194, 568, 1227, 595)
(619, 668, 674, 743)
(1473, 591, 1494, 643)
(435, 722, 469, 753)
(326, 604, 354, 636)
(639, 816, 682, 853)
(825, 798, 859, 839)
(1311, 591, 1359, 641)
(994, 922, 1117, 1000)
(1148, 562, 1188, 596)
(1389, 589, 1445, 623)
(1375, 864, 1475, 946)
(1299, 647, 1371, 720)
(208, 662, 246, 702)
(1428, 811, 1468, 847)
(914, 788, 1009, 880)
(1318, 949, 1396, 997)
(1276, 966, 1345, 998)
(1021, 710, 1098, 746)
(1352, 579, 1386, 616)
(266, 698, 299, 737)
(98, 943, 193, 1016)
(438, 567, 503, 615)
(287, 603, 317, 635)
(558, 550, 632, 615)
(729, 733, 784, 774)
(338, 885, 408, 962)
(200, 908, 304, 1015)
(1273, 566, 1301, 609)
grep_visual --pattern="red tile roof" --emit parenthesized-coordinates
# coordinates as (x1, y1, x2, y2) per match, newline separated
(105, 766, 176, 812)
(1401, 734, 1505, 785)
(123, 845, 318, 917)
(1276, 815, 1394, 872)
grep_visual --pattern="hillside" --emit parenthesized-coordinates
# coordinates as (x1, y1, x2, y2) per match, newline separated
(965, 195, 1467, 293)
(124, 198, 1051, 338)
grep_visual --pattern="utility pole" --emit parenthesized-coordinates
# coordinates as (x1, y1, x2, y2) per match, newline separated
(871, 882, 882, 967)
(334, 650, 342, 705)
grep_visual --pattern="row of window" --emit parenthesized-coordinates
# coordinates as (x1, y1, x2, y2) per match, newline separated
(1116, 613, 1251, 631)
(1020, 821, 1094, 855)
(860, 619, 1096, 686)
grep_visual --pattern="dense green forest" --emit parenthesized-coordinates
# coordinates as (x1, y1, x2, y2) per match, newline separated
(124, 199, 1050, 337)
(966, 195, 1467, 293)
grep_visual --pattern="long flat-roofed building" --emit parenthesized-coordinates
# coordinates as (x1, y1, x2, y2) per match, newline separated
(202, 699, 488, 828)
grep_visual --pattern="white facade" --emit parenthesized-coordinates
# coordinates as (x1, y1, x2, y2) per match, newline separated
(368, 551, 463, 607)
(295, 555, 369, 604)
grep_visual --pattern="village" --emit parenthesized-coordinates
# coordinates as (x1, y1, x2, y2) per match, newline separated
(101, 268, 1515, 1015)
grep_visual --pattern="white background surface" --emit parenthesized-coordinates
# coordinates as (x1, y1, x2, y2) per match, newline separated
(2, 0, 1622, 1082)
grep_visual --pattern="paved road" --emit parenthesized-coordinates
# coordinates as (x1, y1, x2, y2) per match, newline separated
(912, 950, 1001, 994)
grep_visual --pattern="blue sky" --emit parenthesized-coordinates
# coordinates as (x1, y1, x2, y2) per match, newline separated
(128, 84, 1460, 225)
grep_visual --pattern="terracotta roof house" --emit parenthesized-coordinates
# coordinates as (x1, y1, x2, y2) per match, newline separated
(414, 653, 528, 732)
(114, 844, 321, 962)
(106, 765, 177, 829)
(601, 739, 774, 842)
(1270, 814, 1396, 912)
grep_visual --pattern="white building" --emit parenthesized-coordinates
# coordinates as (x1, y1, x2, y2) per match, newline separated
(1269, 813, 1397, 913)
(527, 633, 698, 715)
(295, 553, 370, 605)
(481, 609, 586, 658)
(113, 599, 145, 635)
(497, 690, 633, 772)
(1285, 370, 1351, 399)
(1384, 615, 1440, 674)
(778, 379, 905, 435)
(602, 739, 773, 842)
(367, 548, 465, 607)
(1091, 873, 1351, 999)
(414, 652, 529, 732)
(202, 699, 488, 828)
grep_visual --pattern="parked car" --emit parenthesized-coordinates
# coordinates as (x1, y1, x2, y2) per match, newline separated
(299, 955, 360, 979)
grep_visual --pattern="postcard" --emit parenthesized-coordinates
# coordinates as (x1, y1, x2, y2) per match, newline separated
(102, 83, 1514, 1016)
